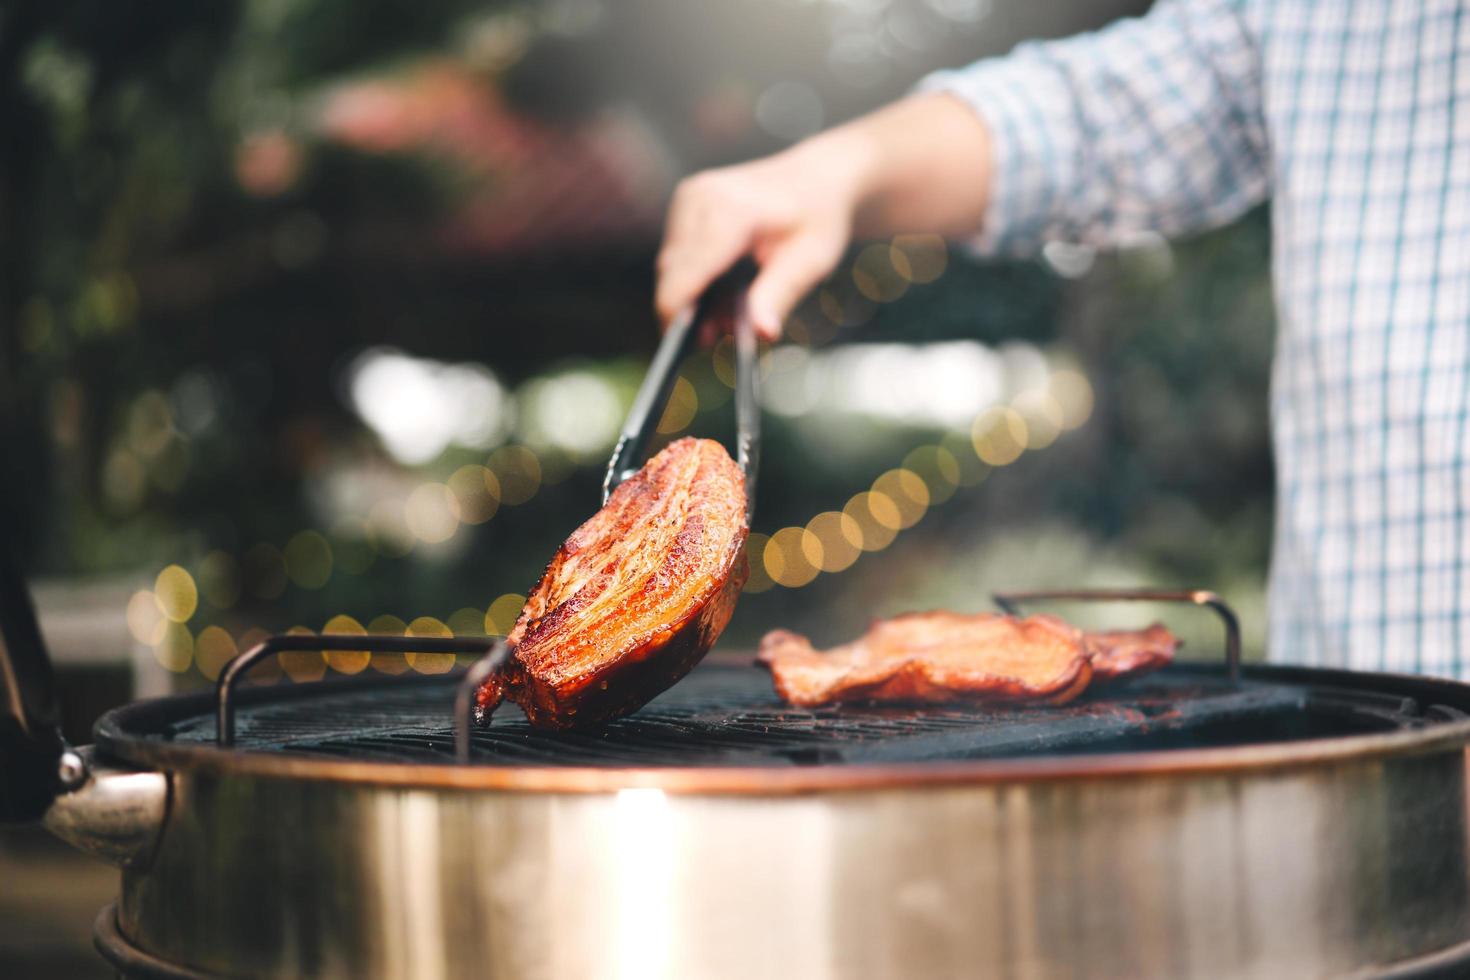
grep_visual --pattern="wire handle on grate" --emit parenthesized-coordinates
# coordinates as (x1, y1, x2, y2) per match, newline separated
(215, 634, 506, 749)
(990, 588, 1242, 686)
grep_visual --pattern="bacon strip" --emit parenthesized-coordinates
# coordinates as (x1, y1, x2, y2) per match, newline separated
(758, 612, 1178, 708)
(758, 612, 1094, 707)
(476, 437, 748, 730)
(1085, 624, 1178, 682)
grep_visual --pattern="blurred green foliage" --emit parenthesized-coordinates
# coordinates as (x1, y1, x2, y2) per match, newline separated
(0, 0, 1274, 666)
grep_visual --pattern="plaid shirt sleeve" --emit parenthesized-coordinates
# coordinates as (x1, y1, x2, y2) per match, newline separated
(918, 0, 1270, 257)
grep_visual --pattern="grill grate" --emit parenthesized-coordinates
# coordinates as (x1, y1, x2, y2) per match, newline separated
(118, 661, 1443, 768)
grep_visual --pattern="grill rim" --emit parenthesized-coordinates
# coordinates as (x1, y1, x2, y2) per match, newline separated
(91, 661, 1470, 794)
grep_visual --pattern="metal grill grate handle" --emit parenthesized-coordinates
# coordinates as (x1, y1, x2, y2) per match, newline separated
(216, 634, 503, 748)
(991, 588, 1242, 685)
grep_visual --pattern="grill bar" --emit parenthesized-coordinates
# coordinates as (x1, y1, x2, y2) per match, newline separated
(145, 662, 1434, 769)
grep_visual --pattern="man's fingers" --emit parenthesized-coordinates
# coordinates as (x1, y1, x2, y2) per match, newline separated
(746, 229, 846, 340)
(656, 173, 764, 329)
(655, 218, 754, 329)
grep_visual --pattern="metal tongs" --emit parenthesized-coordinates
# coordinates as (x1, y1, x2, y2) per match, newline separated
(603, 267, 760, 523)
(452, 270, 761, 761)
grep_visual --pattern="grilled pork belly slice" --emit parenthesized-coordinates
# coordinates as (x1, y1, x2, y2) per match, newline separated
(758, 611, 1094, 707)
(1085, 623, 1178, 682)
(476, 437, 748, 730)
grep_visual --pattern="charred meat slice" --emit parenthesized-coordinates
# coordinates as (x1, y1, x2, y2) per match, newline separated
(1085, 623, 1178, 682)
(476, 437, 748, 730)
(758, 612, 1095, 707)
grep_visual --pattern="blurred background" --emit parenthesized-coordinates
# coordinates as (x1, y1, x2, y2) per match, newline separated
(1, 0, 1274, 973)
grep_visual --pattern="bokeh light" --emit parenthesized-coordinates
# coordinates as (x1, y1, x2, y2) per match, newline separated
(153, 564, 198, 623)
(890, 234, 948, 284)
(279, 625, 327, 682)
(102, 449, 146, 512)
(656, 376, 699, 434)
(760, 346, 818, 417)
(871, 468, 929, 528)
(194, 625, 238, 682)
(1013, 388, 1065, 450)
(154, 622, 193, 673)
(1050, 368, 1096, 430)
(126, 590, 166, 645)
(485, 593, 526, 635)
(844, 490, 899, 551)
(168, 377, 211, 426)
(783, 308, 837, 347)
(903, 445, 960, 504)
(711, 337, 737, 388)
(1042, 240, 1096, 279)
(852, 242, 909, 303)
(367, 613, 411, 674)
(404, 482, 460, 544)
(971, 407, 1028, 466)
(236, 129, 302, 197)
(940, 431, 991, 486)
(518, 370, 623, 457)
(818, 282, 876, 328)
(868, 491, 903, 531)
(127, 390, 175, 458)
(448, 606, 487, 636)
(448, 464, 500, 524)
(346, 348, 510, 465)
(322, 613, 370, 674)
(769, 340, 1004, 430)
(742, 532, 774, 593)
(406, 616, 455, 674)
(764, 526, 822, 588)
(806, 511, 861, 573)
(488, 445, 542, 505)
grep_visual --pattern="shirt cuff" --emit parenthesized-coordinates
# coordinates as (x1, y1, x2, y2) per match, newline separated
(915, 49, 1085, 257)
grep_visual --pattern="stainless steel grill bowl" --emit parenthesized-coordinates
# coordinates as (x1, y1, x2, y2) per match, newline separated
(11, 581, 1470, 979)
(65, 657, 1470, 980)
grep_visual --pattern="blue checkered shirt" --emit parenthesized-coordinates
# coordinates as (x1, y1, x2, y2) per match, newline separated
(923, 0, 1470, 676)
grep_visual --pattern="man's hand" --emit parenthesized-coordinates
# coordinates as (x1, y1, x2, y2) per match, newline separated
(655, 94, 994, 341)
(656, 152, 857, 341)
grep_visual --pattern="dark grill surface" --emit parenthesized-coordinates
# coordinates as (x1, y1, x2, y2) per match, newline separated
(110, 661, 1458, 767)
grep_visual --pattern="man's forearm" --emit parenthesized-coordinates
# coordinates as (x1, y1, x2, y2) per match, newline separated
(783, 93, 994, 240)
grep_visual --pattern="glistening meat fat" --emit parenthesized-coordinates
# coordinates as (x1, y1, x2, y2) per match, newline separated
(759, 612, 1094, 707)
(475, 437, 748, 730)
(1085, 624, 1179, 682)
(758, 611, 1177, 707)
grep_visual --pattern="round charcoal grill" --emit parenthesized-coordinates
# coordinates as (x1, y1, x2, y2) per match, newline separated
(12, 589, 1470, 979)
